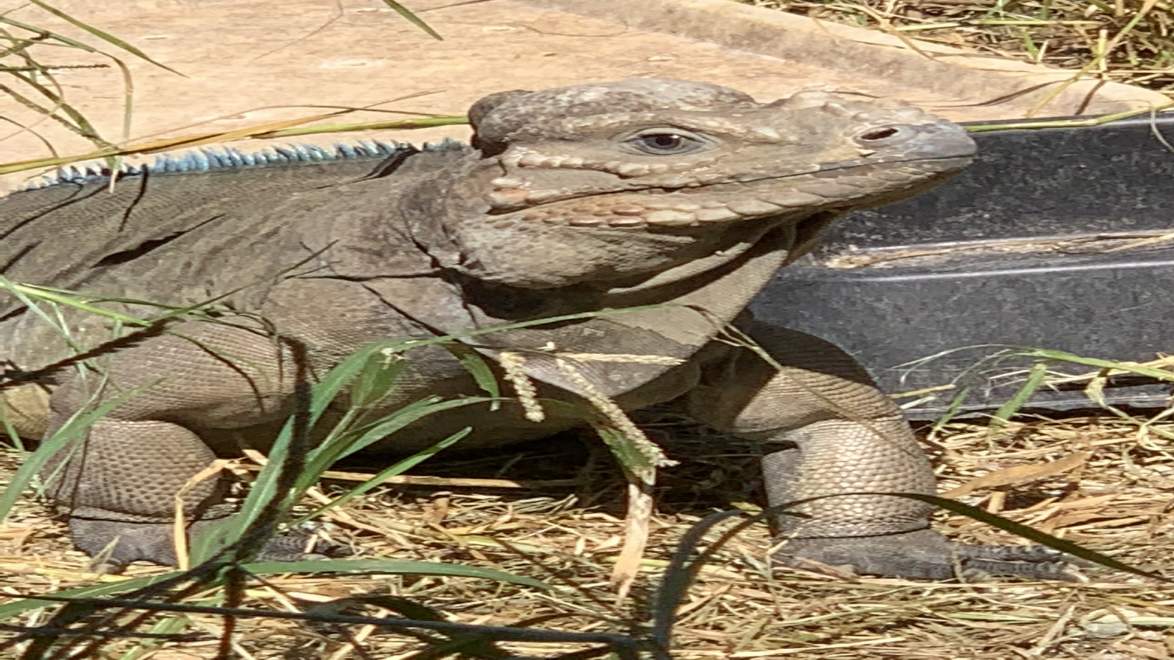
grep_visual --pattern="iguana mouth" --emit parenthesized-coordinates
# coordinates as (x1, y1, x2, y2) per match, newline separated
(492, 154, 971, 230)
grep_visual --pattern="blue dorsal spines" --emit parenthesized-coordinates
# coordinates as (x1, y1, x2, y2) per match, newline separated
(17, 138, 463, 191)
(188, 150, 209, 172)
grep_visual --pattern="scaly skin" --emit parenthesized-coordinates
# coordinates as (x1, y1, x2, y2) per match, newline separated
(0, 79, 1067, 578)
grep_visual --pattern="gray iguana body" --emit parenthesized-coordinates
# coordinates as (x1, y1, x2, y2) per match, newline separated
(0, 79, 1064, 578)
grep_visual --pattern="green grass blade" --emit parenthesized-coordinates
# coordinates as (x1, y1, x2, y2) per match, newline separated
(11, 70, 112, 144)
(28, 0, 185, 76)
(325, 396, 494, 466)
(293, 428, 470, 525)
(650, 508, 747, 656)
(989, 361, 1048, 428)
(595, 425, 655, 474)
(897, 493, 1169, 581)
(379, 0, 443, 40)
(0, 382, 154, 522)
(350, 348, 408, 409)
(0, 559, 547, 622)
(928, 385, 970, 440)
(300, 393, 443, 481)
(0, 406, 26, 452)
(1016, 347, 1174, 381)
(0, 279, 153, 327)
(117, 616, 192, 660)
(189, 344, 396, 560)
(325, 595, 510, 659)
(0, 15, 106, 54)
(0, 569, 188, 621)
(191, 340, 472, 560)
(240, 558, 548, 589)
(444, 342, 502, 409)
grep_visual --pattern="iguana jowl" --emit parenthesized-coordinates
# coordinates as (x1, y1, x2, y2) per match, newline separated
(0, 78, 1065, 578)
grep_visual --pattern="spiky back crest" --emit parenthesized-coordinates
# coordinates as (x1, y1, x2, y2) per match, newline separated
(17, 139, 468, 192)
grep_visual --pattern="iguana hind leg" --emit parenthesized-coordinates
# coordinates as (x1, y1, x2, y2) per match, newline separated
(687, 322, 1068, 580)
(41, 319, 326, 569)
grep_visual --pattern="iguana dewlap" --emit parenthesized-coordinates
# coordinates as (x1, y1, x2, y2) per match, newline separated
(0, 78, 1066, 578)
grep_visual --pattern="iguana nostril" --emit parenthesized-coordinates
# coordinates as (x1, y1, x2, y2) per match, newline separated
(859, 127, 901, 141)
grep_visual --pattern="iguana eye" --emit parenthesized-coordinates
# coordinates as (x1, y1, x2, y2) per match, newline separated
(626, 130, 706, 155)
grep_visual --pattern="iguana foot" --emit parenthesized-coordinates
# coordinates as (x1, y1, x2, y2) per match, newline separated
(69, 518, 348, 573)
(775, 529, 1073, 580)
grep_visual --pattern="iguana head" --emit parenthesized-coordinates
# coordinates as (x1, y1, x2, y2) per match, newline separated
(416, 78, 975, 290)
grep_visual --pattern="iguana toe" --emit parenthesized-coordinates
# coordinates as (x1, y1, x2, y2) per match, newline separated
(69, 517, 349, 571)
(775, 529, 1073, 581)
(71, 518, 185, 572)
(253, 526, 353, 562)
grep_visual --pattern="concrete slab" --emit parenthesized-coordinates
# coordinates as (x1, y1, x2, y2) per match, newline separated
(2, 0, 1166, 190)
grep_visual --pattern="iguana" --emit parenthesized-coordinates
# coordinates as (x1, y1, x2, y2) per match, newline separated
(0, 78, 1067, 579)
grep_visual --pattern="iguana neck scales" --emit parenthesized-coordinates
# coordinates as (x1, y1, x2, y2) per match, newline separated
(0, 78, 1070, 580)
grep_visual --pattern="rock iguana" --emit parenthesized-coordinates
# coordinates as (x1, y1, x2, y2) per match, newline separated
(0, 78, 1066, 578)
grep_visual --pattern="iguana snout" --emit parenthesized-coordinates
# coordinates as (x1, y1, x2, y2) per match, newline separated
(426, 79, 975, 289)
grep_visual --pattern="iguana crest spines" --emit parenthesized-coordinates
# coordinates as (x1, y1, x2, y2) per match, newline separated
(20, 139, 464, 191)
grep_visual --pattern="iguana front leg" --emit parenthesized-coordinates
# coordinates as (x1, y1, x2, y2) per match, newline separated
(687, 322, 1068, 580)
(41, 318, 321, 569)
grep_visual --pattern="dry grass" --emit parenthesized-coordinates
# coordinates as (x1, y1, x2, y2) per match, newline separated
(745, 0, 1174, 94)
(1, 410, 1171, 658)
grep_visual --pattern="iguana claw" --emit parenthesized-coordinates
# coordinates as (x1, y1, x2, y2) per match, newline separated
(775, 529, 1073, 581)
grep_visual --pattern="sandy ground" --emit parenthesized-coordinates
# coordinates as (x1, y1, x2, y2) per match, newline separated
(2, 0, 1165, 192)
